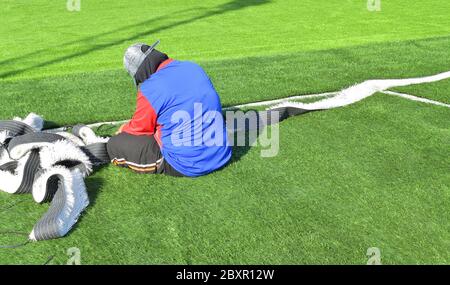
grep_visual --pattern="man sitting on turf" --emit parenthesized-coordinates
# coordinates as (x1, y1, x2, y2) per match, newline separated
(107, 40, 232, 177)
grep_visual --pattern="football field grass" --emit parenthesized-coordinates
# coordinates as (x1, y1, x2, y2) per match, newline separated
(0, 0, 449, 264)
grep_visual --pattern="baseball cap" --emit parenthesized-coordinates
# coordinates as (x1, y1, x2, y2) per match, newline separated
(123, 40, 160, 85)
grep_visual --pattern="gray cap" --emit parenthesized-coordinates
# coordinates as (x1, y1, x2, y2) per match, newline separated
(123, 40, 160, 83)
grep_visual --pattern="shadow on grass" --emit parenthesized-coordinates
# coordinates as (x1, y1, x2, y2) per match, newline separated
(43, 120, 62, 130)
(0, 0, 271, 79)
(85, 174, 104, 208)
(228, 107, 293, 163)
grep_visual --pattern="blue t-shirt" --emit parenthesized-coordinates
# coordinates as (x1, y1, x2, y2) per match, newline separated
(140, 60, 232, 177)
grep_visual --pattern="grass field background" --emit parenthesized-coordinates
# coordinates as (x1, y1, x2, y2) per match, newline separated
(0, 0, 449, 264)
(2, 0, 450, 81)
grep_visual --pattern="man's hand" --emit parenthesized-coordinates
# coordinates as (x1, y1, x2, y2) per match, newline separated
(115, 123, 126, 135)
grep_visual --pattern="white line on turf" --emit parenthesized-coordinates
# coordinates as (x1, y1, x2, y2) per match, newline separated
(222, 91, 336, 110)
(270, 71, 450, 110)
(45, 71, 450, 132)
(45, 93, 336, 132)
(381, 90, 450, 108)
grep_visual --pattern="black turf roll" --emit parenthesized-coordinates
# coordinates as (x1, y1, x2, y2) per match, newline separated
(33, 182, 66, 240)
(41, 175, 60, 204)
(71, 124, 85, 139)
(82, 143, 110, 165)
(0, 120, 35, 136)
(0, 161, 19, 174)
(8, 132, 66, 154)
(15, 150, 41, 194)
(269, 106, 314, 121)
(32, 170, 60, 204)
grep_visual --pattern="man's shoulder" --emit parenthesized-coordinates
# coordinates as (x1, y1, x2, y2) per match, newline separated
(170, 60, 204, 72)
(146, 60, 204, 81)
(140, 60, 208, 92)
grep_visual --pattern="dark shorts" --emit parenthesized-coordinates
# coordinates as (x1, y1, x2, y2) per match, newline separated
(106, 132, 184, 177)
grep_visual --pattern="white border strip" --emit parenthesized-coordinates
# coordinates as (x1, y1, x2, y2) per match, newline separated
(223, 91, 336, 110)
(45, 92, 335, 132)
(382, 90, 450, 108)
(270, 71, 450, 110)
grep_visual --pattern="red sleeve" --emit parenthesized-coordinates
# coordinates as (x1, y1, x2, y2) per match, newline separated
(122, 90, 157, 136)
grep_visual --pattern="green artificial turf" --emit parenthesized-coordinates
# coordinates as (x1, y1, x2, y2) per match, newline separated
(1, 35, 450, 127)
(0, 0, 449, 265)
(1, 94, 449, 264)
(392, 79, 450, 104)
(1, 0, 450, 81)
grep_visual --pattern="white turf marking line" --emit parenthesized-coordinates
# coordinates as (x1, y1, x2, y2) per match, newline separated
(382, 90, 450, 108)
(271, 71, 450, 110)
(86, 120, 129, 129)
(45, 71, 450, 132)
(45, 92, 336, 133)
(223, 91, 336, 110)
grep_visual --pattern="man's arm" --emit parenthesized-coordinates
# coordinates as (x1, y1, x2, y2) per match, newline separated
(115, 123, 126, 135)
(118, 90, 158, 136)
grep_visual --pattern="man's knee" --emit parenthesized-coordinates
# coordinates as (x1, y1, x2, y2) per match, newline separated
(106, 133, 125, 160)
